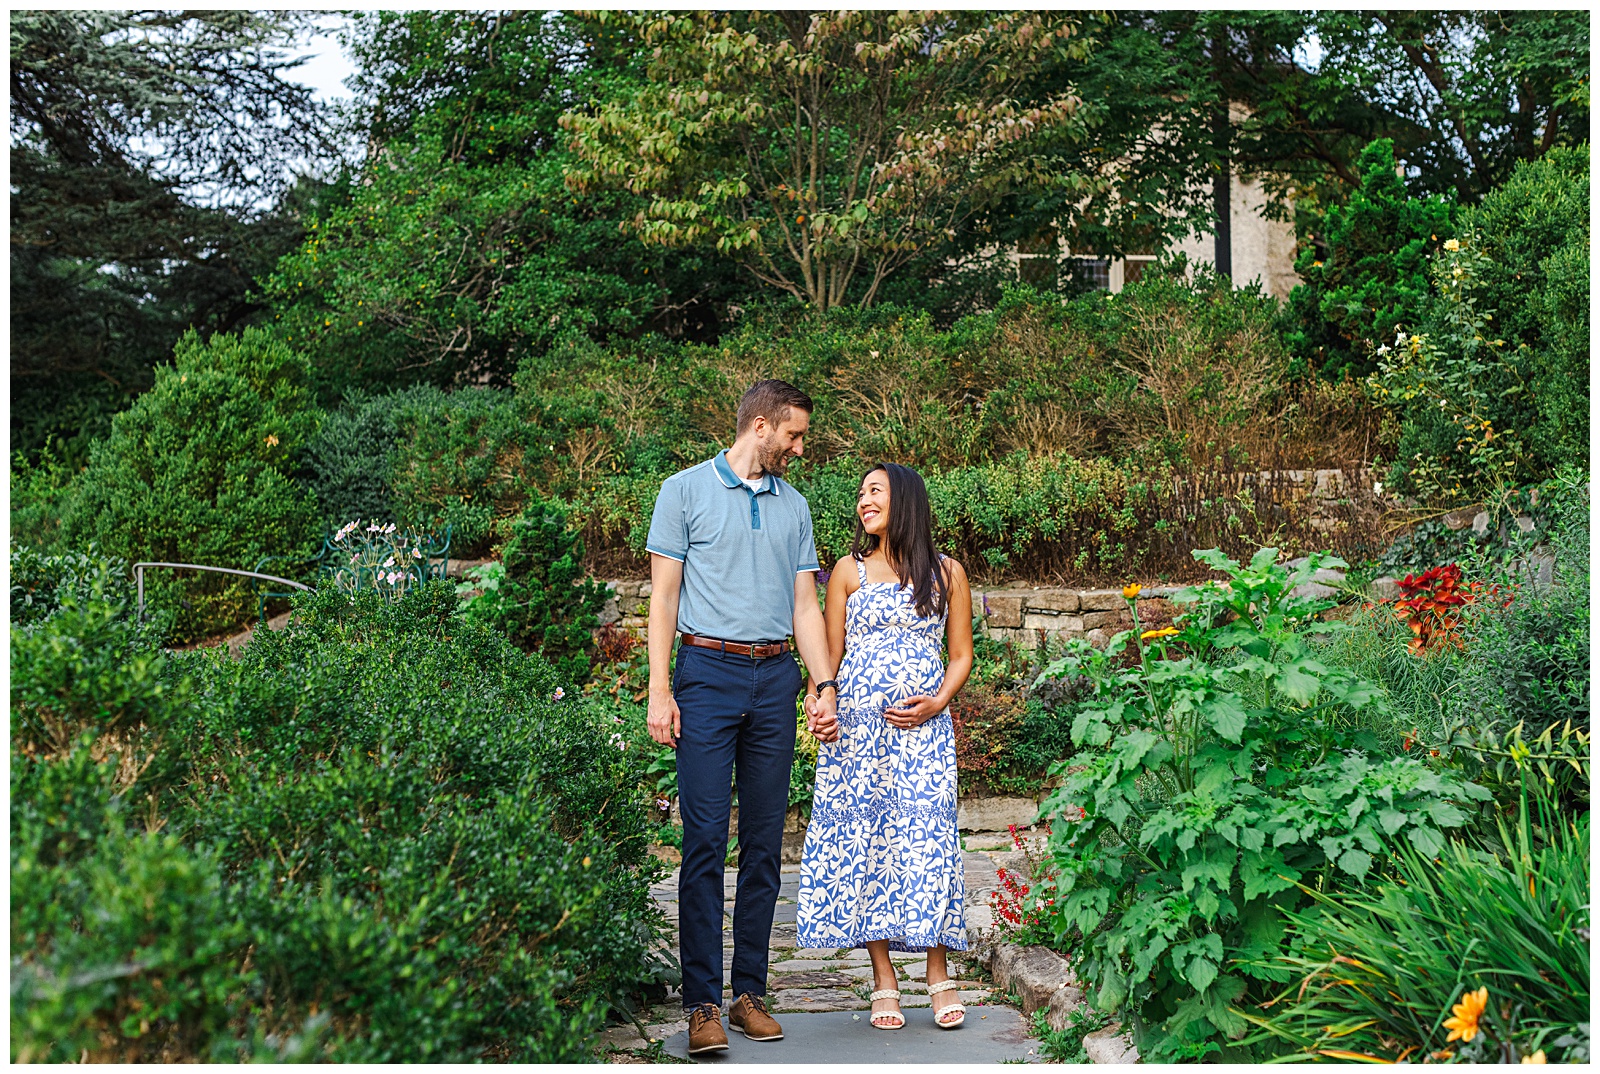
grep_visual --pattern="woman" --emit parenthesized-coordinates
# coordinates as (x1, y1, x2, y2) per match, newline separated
(796, 462, 974, 1031)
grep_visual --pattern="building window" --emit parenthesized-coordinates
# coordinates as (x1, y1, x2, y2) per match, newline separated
(1070, 257, 1110, 291)
(1123, 257, 1157, 286)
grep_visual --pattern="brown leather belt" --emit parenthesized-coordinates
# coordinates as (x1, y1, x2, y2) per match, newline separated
(680, 633, 790, 659)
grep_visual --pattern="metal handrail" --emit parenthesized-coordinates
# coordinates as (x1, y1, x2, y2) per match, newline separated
(132, 561, 311, 622)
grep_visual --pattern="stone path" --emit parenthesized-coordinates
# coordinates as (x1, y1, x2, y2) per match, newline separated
(602, 831, 1041, 1063)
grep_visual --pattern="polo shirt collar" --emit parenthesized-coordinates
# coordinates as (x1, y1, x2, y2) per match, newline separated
(713, 450, 778, 495)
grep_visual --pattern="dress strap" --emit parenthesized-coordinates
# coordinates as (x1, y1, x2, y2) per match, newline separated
(853, 554, 868, 586)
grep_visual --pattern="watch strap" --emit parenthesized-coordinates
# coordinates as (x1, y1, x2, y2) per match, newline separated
(816, 679, 839, 694)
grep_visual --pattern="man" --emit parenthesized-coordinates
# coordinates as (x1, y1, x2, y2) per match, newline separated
(645, 379, 841, 1055)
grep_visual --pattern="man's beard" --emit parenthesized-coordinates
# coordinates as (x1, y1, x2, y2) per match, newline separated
(757, 439, 791, 476)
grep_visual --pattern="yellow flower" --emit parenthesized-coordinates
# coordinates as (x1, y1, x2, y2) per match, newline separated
(264, 434, 279, 446)
(1522, 1050, 1546, 1064)
(1141, 627, 1180, 640)
(1443, 986, 1488, 1043)
(1443, 238, 1461, 252)
(1122, 583, 1142, 599)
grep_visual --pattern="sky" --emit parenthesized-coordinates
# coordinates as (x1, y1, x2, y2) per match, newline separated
(287, 15, 358, 105)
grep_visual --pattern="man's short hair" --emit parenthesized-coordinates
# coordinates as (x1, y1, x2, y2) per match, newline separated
(736, 379, 813, 435)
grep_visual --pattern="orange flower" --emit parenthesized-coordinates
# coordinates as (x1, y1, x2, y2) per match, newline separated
(264, 433, 280, 446)
(1443, 986, 1488, 1043)
(1122, 583, 1141, 599)
(1522, 1050, 1547, 1064)
(1141, 627, 1180, 640)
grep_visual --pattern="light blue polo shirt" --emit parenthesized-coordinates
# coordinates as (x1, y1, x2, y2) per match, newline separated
(646, 450, 820, 642)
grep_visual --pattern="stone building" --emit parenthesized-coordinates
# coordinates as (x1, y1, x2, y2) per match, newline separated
(1013, 106, 1302, 301)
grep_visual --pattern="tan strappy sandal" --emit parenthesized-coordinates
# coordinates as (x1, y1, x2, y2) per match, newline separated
(868, 988, 905, 1030)
(928, 980, 966, 1028)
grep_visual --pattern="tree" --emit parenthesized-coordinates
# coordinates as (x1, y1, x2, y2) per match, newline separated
(561, 11, 1093, 312)
(961, 11, 1589, 278)
(264, 11, 745, 396)
(9, 10, 336, 461)
(1313, 12, 1590, 202)
(1283, 140, 1456, 380)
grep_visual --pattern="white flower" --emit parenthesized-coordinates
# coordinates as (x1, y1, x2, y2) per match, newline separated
(411, 548, 422, 559)
(1377, 344, 1390, 355)
(1395, 331, 1407, 346)
(1373, 481, 1384, 496)
(383, 556, 395, 568)
(553, 687, 566, 701)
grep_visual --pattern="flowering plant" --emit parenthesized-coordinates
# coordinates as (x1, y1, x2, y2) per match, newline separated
(1384, 562, 1515, 656)
(988, 824, 1058, 946)
(329, 520, 445, 600)
(1368, 230, 1533, 506)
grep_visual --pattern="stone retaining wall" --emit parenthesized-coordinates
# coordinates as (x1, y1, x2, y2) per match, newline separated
(598, 578, 1180, 651)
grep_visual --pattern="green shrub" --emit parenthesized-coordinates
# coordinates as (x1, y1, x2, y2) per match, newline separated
(301, 385, 451, 527)
(459, 496, 609, 685)
(348, 282, 1379, 580)
(1247, 783, 1590, 1064)
(1435, 472, 1590, 805)
(1459, 145, 1589, 471)
(10, 578, 666, 1062)
(9, 441, 76, 553)
(56, 328, 323, 642)
(10, 544, 137, 629)
(1035, 547, 1491, 1061)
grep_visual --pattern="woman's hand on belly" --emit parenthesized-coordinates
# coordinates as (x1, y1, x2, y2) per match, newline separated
(883, 694, 944, 728)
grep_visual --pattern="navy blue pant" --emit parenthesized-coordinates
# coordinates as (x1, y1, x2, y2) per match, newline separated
(674, 644, 800, 1010)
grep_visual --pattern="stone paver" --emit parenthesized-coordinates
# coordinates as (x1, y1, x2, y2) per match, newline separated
(660, 1006, 1040, 1063)
(637, 833, 1038, 1061)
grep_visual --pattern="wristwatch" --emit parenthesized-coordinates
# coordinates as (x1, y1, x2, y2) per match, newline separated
(815, 680, 839, 695)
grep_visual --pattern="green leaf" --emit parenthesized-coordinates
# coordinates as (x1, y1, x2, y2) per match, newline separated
(1248, 546, 1280, 573)
(1378, 808, 1409, 835)
(1187, 956, 1219, 993)
(1114, 729, 1159, 770)
(1428, 800, 1467, 828)
(1191, 548, 1239, 573)
(1241, 849, 1300, 899)
(1204, 693, 1248, 742)
(1337, 848, 1373, 878)
(1277, 662, 1322, 704)
(1407, 824, 1445, 858)
(1097, 969, 1127, 1013)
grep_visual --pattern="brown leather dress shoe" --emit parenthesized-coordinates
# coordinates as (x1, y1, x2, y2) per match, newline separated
(729, 993, 784, 1041)
(687, 1003, 729, 1055)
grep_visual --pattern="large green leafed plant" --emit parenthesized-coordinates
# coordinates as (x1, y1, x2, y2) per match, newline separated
(1035, 547, 1491, 1061)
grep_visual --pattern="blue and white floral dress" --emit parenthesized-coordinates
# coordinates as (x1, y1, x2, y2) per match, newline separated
(796, 555, 966, 953)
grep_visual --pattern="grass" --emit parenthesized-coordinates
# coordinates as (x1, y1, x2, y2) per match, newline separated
(1307, 601, 1458, 753)
(1031, 1006, 1112, 1063)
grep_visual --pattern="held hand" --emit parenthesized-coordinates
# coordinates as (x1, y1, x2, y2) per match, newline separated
(647, 688, 681, 748)
(806, 692, 841, 744)
(884, 694, 942, 729)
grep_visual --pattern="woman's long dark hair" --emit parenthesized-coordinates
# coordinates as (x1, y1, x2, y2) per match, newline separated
(849, 462, 948, 619)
